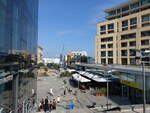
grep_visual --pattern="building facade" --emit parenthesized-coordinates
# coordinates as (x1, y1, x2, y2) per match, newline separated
(68, 51, 87, 58)
(0, 0, 38, 55)
(0, 0, 39, 113)
(96, 0, 150, 65)
(37, 46, 43, 64)
(43, 58, 60, 65)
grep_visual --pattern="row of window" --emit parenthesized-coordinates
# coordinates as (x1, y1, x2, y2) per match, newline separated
(100, 31, 149, 43)
(101, 37, 113, 42)
(107, 0, 150, 16)
(100, 24, 114, 31)
(100, 14, 150, 33)
(121, 33, 136, 40)
(121, 58, 136, 65)
(101, 58, 113, 64)
(101, 44, 113, 49)
(101, 51, 113, 57)
(121, 40, 149, 47)
(121, 49, 136, 56)
(121, 41, 136, 47)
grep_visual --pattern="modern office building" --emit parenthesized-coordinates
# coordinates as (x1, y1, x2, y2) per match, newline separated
(95, 0, 150, 65)
(0, 0, 39, 113)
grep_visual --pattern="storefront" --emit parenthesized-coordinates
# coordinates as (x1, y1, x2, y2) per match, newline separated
(116, 71, 150, 104)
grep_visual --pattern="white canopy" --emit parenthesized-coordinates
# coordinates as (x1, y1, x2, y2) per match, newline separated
(67, 69, 76, 73)
(78, 71, 108, 82)
(72, 73, 91, 83)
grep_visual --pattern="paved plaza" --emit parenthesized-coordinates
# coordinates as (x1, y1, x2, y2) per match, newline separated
(35, 73, 149, 113)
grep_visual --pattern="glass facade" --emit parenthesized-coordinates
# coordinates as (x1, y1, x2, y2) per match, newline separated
(0, 0, 38, 55)
(0, 0, 38, 112)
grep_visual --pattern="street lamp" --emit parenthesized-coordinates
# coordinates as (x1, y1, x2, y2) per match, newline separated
(105, 70, 110, 110)
(132, 49, 150, 113)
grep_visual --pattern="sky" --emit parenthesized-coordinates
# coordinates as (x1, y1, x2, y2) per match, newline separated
(38, 0, 128, 58)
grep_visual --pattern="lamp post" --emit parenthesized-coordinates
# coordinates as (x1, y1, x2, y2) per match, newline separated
(106, 76, 109, 110)
(105, 70, 110, 110)
(133, 49, 150, 113)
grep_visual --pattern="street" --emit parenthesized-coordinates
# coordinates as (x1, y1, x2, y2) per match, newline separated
(35, 73, 144, 113)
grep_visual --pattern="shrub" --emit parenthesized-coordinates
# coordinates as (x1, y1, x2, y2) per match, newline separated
(60, 71, 71, 77)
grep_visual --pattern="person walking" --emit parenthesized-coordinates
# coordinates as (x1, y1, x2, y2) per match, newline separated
(52, 99, 56, 110)
(44, 96, 49, 112)
(40, 98, 44, 111)
(64, 89, 66, 96)
(57, 96, 60, 103)
(49, 101, 53, 112)
(49, 88, 54, 96)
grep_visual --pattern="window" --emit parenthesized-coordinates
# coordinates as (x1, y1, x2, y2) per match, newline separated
(130, 25, 137, 29)
(122, 20, 128, 27)
(108, 58, 113, 64)
(142, 14, 150, 22)
(101, 44, 106, 49)
(117, 9, 121, 14)
(121, 42, 127, 47)
(108, 51, 113, 57)
(101, 51, 106, 57)
(141, 40, 149, 45)
(108, 44, 113, 48)
(129, 49, 136, 56)
(130, 2, 139, 9)
(122, 58, 128, 65)
(129, 41, 136, 46)
(122, 27, 128, 31)
(101, 37, 113, 42)
(122, 6, 129, 12)
(100, 32, 106, 35)
(101, 58, 106, 64)
(108, 24, 114, 30)
(121, 33, 136, 40)
(121, 50, 127, 56)
(108, 30, 114, 34)
(100, 25, 106, 31)
(108, 10, 116, 16)
(141, 30, 150, 37)
(141, 0, 150, 5)
(130, 18, 137, 25)
(130, 58, 136, 65)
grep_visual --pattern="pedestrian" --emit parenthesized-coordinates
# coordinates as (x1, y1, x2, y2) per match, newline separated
(49, 101, 53, 112)
(57, 96, 60, 103)
(49, 88, 54, 96)
(44, 96, 49, 112)
(40, 98, 44, 110)
(52, 99, 56, 110)
(64, 89, 66, 96)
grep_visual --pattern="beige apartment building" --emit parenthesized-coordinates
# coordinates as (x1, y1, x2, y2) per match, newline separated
(37, 46, 43, 64)
(96, 0, 150, 65)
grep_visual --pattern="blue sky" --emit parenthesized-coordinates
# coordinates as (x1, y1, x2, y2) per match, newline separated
(38, 0, 128, 58)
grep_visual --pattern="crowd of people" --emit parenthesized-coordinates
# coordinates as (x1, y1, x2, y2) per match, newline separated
(39, 96, 59, 112)
(38, 79, 77, 112)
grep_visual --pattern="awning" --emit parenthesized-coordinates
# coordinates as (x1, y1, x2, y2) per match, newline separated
(78, 71, 108, 82)
(72, 74, 91, 83)
(67, 69, 76, 73)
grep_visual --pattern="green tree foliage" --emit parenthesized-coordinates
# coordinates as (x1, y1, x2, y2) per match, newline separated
(47, 63, 60, 70)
